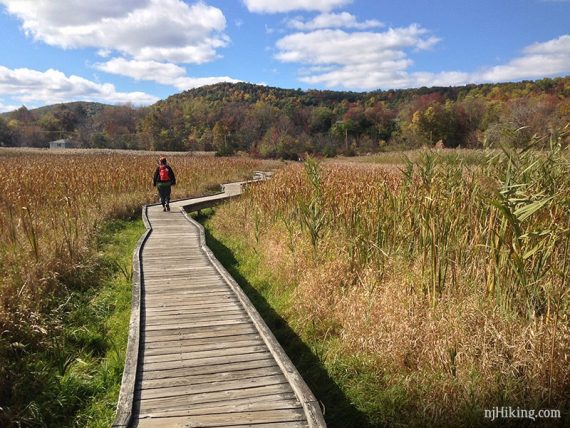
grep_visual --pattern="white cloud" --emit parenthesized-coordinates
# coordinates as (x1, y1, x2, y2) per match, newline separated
(95, 58, 240, 90)
(1, 0, 149, 27)
(95, 59, 187, 83)
(288, 12, 383, 31)
(275, 26, 440, 89)
(276, 26, 437, 66)
(0, 0, 228, 64)
(524, 34, 570, 55)
(476, 35, 570, 82)
(276, 25, 570, 90)
(243, 0, 351, 13)
(0, 65, 158, 105)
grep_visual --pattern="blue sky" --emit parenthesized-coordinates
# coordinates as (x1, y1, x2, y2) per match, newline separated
(0, 0, 569, 112)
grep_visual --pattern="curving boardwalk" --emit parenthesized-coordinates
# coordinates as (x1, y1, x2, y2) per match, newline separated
(114, 181, 325, 428)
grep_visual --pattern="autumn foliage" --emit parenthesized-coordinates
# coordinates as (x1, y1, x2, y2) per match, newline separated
(1, 77, 569, 157)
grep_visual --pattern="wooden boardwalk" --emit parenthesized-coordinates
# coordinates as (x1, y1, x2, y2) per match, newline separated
(114, 181, 325, 427)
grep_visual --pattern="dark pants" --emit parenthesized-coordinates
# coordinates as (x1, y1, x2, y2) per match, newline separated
(157, 182, 171, 206)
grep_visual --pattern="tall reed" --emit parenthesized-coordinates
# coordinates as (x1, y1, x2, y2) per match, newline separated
(212, 128, 570, 423)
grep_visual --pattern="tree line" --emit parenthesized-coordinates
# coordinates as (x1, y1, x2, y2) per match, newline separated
(1, 77, 569, 157)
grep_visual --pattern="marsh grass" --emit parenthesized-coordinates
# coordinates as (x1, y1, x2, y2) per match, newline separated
(2, 219, 143, 427)
(199, 211, 373, 428)
(337, 148, 490, 167)
(207, 128, 570, 425)
(0, 150, 267, 426)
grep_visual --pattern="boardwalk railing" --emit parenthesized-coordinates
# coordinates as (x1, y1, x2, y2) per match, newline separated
(182, 211, 326, 427)
(113, 206, 150, 427)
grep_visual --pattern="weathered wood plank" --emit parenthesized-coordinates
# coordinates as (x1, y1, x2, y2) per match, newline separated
(112, 207, 151, 428)
(135, 397, 302, 421)
(137, 393, 300, 416)
(137, 394, 300, 417)
(183, 212, 327, 428)
(144, 279, 225, 286)
(143, 333, 260, 351)
(144, 308, 245, 320)
(138, 358, 278, 381)
(136, 383, 295, 413)
(137, 365, 282, 389)
(143, 288, 233, 296)
(142, 351, 272, 372)
(144, 318, 248, 333)
(144, 308, 245, 321)
(143, 337, 261, 356)
(115, 183, 324, 428)
(134, 408, 306, 428)
(143, 302, 239, 314)
(143, 344, 268, 364)
(143, 299, 238, 309)
(142, 323, 255, 342)
(135, 419, 308, 428)
(144, 314, 247, 328)
(137, 373, 288, 400)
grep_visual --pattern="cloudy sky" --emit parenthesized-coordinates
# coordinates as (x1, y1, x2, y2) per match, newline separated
(0, 0, 569, 111)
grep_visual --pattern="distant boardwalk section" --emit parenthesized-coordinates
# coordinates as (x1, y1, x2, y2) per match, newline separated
(114, 180, 325, 427)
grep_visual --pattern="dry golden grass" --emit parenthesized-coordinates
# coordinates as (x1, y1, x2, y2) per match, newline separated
(210, 141, 570, 423)
(0, 150, 267, 350)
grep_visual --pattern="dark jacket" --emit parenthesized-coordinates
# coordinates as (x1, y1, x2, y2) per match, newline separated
(153, 164, 176, 186)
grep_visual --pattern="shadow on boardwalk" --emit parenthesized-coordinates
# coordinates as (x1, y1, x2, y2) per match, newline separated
(201, 219, 372, 428)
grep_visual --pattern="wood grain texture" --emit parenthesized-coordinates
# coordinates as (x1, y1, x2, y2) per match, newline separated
(113, 180, 325, 427)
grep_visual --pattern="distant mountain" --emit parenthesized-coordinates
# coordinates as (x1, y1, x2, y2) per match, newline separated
(1, 101, 115, 120)
(162, 82, 364, 106)
(1, 77, 568, 154)
(160, 78, 568, 109)
(143, 77, 569, 155)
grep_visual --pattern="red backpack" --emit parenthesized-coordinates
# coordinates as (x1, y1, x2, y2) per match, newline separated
(159, 165, 170, 182)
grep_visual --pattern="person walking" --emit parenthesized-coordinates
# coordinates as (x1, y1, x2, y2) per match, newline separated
(153, 157, 176, 211)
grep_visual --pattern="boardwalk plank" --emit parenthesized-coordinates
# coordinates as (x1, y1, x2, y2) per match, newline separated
(143, 324, 255, 342)
(137, 394, 300, 416)
(137, 366, 282, 389)
(144, 311, 246, 326)
(134, 408, 306, 428)
(143, 351, 272, 371)
(143, 338, 261, 356)
(144, 303, 239, 315)
(143, 305, 243, 323)
(136, 383, 294, 413)
(138, 358, 278, 381)
(144, 318, 248, 333)
(144, 338, 263, 354)
(137, 374, 288, 400)
(114, 186, 324, 428)
(135, 397, 301, 420)
(144, 295, 237, 306)
(143, 344, 267, 364)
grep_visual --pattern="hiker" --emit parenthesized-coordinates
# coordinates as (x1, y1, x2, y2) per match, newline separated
(153, 157, 176, 211)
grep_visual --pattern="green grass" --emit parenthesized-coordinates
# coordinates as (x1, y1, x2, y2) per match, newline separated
(71, 218, 144, 427)
(198, 210, 380, 428)
(5, 218, 144, 427)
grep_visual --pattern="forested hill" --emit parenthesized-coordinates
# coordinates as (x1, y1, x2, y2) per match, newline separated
(1, 77, 569, 157)
(141, 78, 570, 156)
(162, 78, 564, 108)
